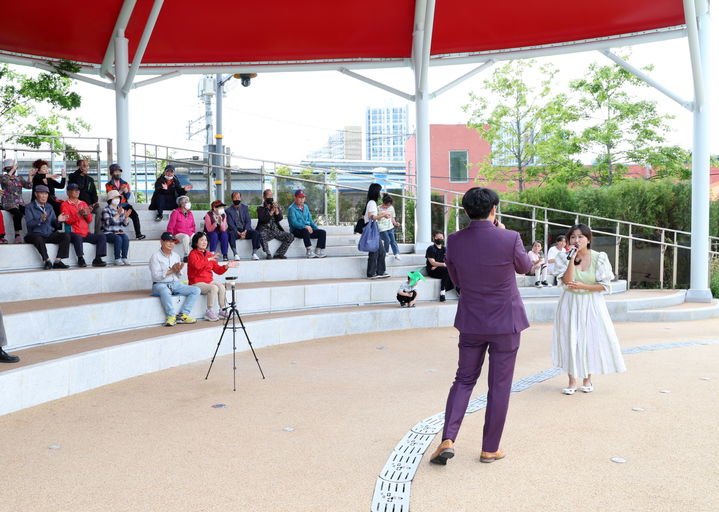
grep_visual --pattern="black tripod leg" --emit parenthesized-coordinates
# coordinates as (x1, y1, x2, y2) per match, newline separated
(233, 309, 266, 379)
(205, 308, 234, 380)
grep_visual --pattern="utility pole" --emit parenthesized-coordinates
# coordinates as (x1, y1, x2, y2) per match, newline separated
(215, 74, 224, 202)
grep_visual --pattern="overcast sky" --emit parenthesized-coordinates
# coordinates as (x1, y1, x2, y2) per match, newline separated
(32, 26, 719, 165)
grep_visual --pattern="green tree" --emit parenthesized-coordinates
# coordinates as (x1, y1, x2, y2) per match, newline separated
(465, 60, 581, 192)
(570, 60, 673, 186)
(0, 61, 89, 149)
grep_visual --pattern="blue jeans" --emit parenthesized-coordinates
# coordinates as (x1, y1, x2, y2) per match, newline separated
(151, 281, 201, 317)
(105, 232, 129, 259)
(380, 229, 399, 256)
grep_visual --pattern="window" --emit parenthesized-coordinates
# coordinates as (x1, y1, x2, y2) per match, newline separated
(449, 150, 468, 182)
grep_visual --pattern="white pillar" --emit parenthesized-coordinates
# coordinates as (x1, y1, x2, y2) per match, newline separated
(686, 2, 712, 303)
(414, 88, 432, 250)
(114, 34, 131, 172)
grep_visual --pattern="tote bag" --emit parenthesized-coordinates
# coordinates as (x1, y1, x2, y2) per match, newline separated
(358, 219, 380, 252)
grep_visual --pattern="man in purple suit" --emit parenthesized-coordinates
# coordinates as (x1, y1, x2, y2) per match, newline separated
(430, 187, 532, 465)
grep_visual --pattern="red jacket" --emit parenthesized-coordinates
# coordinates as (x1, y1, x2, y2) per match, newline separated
(60, 199, 92, 237)
(187, 249, 228, 285)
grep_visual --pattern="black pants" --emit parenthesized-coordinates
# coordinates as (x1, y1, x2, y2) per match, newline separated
(125, 205, 142, 236)
(366, 243, 386, 277)
(153, 195, 177, 216)
(428, 266, 455, 291)
(291, 228, 326, 249)
(397, 290, 417, 305)
(25, 231, 71, 261)
(6, 205, 25, 233)
(229, 228, 262, 252)
(70, 232, 107, 258)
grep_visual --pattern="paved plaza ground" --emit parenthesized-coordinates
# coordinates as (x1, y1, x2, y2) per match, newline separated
(2, 319, 718, 511)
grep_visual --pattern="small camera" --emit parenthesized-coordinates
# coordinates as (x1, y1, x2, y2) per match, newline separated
(225, 276, 238, 281)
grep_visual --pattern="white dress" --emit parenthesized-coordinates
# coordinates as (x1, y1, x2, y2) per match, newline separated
(551, 250, 626, 378)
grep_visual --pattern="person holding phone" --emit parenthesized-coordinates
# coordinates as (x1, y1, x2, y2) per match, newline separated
(30, 159, 66, 216)
(149, 232, 200, 327)
(1, 158, 35, 243)
(255, 189, 294, 259)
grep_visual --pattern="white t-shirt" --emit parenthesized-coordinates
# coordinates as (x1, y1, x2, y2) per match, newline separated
(364, 200, 378, 223)
(547, 246, 564, 275)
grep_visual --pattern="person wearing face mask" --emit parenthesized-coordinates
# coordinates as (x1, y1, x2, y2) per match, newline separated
(149, 165, 192, 222)
(226, 191, 265, 261)
(167, 195, 196, 259)
(255, 189, 294, 259)
(426, 232, 455, 301)
(204, 200, 230, 261)
(61, 183, 107, 267)
(1, 158, 35, 243)
(101, 190, 132, 265)
(24, 185, 72, 269)
(104, 163, 145, 240)
(30, 158, 66, 217)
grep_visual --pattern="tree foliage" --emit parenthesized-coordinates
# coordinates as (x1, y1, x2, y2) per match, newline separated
(0, 62, 89, 149)
(464, 60, 582, 192)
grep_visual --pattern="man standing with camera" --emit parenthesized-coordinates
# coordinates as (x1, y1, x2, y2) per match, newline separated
(429, 187, 533, 466)
(256, 189, 294, 259)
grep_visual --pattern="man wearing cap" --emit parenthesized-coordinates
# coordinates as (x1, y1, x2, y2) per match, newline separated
(149, 232, 200, 326)
(24, 184, 72, 269)
(149, 165, 192, 222)
(105, 163, 145, 240)
(61, 183, 107, 267)
(287, 189, 326, 258)
(226, 191, 264, 261)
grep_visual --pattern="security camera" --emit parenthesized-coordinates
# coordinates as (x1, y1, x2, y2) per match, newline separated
(234, 73, 257, 87)
(241, 76, 251, 87)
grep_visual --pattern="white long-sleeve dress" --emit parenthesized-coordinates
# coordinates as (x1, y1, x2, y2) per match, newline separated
(551, 250, 626, 378)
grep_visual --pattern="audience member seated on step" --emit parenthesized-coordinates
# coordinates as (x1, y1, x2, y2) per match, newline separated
(0, 306, 20, 363)
(287, 189, 326, 259)
(68, 158, 100, 235)
(226, 191, 264, 261)
(1, 160, 34, 244)
(426, 232, 455, 302)
(104, 163, 145, 240)
(204, 200, 230, 261)
(256, 188, 293, 260)
(61, 183, 107, 267)
(528, 240, 548, 288)
(102, 190, 131, 266)
(546, 235, 567, 286)
(30, 159, 66, 216)
(1, 159, 34, 243)
(188, 232, 239, 321)
(397, 270, 425, 308)
(167, 195, 195, 260)
(149, 232, 200, 327)
(149, 165, 192, 222)
(24, 185, 71, 269)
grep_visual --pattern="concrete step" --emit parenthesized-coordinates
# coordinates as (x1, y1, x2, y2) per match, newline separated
(625, 298, 719, 321)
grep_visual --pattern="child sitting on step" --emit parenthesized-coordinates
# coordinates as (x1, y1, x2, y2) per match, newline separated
(397, 270, 425, 308)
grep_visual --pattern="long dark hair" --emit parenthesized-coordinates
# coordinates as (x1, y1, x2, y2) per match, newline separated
(364, 183, 382, 214)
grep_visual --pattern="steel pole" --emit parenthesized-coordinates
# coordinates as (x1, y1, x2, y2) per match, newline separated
(215, 74, 224, 202)
(114, 34, 131, 172)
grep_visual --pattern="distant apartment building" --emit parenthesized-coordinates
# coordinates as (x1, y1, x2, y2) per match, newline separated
(308, 126, 362, 160)
(366, 105, 409, 161)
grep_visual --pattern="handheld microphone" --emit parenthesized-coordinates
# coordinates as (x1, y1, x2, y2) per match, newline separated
(567, 246, 578, 260)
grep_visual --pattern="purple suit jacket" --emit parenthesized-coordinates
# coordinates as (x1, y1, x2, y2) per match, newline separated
(445, 221, 533, 336)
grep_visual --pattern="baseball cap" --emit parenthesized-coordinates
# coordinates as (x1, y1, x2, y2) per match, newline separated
(35, 185, 50, 193)
(160, 232, 176, 241)
(294, 189, 305, 197)
(211, 200, 226, 208)
(66, 183, 80, 191)
(164, 165, 175, 172)
(109, 163, 122, 173)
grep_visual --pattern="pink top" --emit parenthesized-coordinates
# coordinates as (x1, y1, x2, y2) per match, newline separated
(167, 208, 196, 236)
(204, 212, 228, 232)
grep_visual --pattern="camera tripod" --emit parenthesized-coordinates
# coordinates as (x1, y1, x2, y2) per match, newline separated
(205, 277, 265, 390)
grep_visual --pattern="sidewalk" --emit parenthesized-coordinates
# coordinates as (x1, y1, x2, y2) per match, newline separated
(1, 319, 717, 511)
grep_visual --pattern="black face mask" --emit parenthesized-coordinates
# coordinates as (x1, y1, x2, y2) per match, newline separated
(434, 239, 444, 246)
(113, 173, 122, 179)
(232, 200, 241, 206)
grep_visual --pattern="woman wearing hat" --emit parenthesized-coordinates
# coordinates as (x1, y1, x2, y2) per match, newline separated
(149, 165, 192, 222)
(1, 159, 35, 243)
(101, 190, 132, 265)
(167, 195, 196, 258)
(204, 200, 230, 261)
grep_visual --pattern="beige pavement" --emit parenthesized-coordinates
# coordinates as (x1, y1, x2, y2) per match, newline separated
(2, 319, 718, 512)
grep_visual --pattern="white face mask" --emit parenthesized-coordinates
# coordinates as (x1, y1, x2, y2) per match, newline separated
(111, 198, 120, 206)
(216, 208, 225, 216)
(184, 202, 192, 210)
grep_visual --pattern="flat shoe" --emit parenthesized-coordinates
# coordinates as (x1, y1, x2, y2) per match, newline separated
(479, 450, 505, 463)
(562, 387, 577, 395)
(429, 440, 455, 465)
(580, 384, 594, 393)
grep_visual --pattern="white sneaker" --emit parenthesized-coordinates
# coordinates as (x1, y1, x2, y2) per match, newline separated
(252, 253, 260, 261)
(306, 250, 317, 259)
(315, 248, 327, 258)
(121, 258, 130, 266)
(115, 259, 125, 266)
(233, 254, 240, 261)
(394, 255, 401, 261)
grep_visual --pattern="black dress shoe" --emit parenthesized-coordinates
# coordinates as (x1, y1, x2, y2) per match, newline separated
(154, 213, 163, 222)
(439, 294, 446, 302)
(275, 255, 287, 259)
(92, 258, 107, 267)
(136, 234, 146, 240)
(44, 260, 53, 270)
(266, 254, 273, 260)
(0, 348, 20, 363)
(53, 261, 69, 269)
(77, 256, 87, 267)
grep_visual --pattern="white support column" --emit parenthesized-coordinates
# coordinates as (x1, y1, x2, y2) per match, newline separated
(114, 33, 131, 172)
(413, 0, 435, 251)
(686, 0, 712, 302)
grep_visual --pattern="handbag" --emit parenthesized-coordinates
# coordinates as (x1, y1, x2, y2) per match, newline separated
(353, 217, 366, 234)
(358, 219, 380, 252)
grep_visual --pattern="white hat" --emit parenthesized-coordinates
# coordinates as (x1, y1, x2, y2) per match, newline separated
(107, 190, 121, 202)
(2, 158, 14, 169)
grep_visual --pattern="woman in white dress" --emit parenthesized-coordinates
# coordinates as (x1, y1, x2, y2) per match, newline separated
(551, 224, 626, 394)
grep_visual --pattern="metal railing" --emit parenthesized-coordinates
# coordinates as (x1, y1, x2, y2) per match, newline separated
(128, 141, 718, 291)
